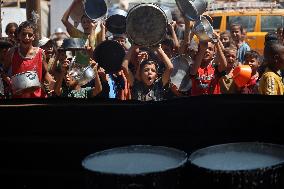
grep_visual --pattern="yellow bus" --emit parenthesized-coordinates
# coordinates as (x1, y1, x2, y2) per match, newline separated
(205, 2, 284, 54)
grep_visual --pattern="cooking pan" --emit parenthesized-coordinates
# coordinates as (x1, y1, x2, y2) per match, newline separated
(62, 38, 86, 50)
(82, 145, 188, 189)
(93, 40, 126, 73)
(175, 0, 208, 21)
(188, 142, 284, 189)
(84, 0, 108, 22)
(126, 3, 168, 47)
(106, 8, 127, 34)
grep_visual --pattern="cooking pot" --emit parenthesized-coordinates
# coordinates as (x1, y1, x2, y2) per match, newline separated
(93, 40, 126, 73)
(84, 0, 108, 22)
(188, 142, 284, 189)
(192, 15, 216, 43)
(106, 8, 127, 34)
(11, 71, 41, 95)
(175, 0, 208, 21)
(170, 55, 193, 92)
(126, 3, 167, 47)
(78, 65, 96, 86)
(62, 38, 86, 50)
(82, 145, 188, 189)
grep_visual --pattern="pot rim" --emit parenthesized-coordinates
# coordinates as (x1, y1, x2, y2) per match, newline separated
(82, 145, 188, 176)
(189, 142, 284, 172)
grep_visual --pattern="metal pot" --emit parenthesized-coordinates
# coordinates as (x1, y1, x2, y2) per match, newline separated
(93, 40, 126, 73)
(188, 142, 284, 189)
(126, 3, 167, 47)
(84, 0, 108, 22)
(170, 55, 193, 92)
(106, 8, 128, 34)
(175, 0, 208, 21)
(11, 71, 41, 95)
(62, 38, 86, 50)
(192, 15, 215, 42)
(78, 66, 96, 86)
(82, 145, 188, 189)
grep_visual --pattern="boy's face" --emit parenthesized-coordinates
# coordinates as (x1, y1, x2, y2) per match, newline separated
(220, 35, 230, 48)
(230, 26, 242, 42)
(64, 72, 78, 88)
(225, 50, 237, 70)
(141, 63, 158, 86)
(202, 42, 215, 62)
(114, 37, 126, 47)
(57, 51, 67, 62)
(81, 16, 92, 33)
(18, 27, 35, 48)
(244, 57, 259, 73)
(7, 26, 17, 40)
(42, 41, 54, 58)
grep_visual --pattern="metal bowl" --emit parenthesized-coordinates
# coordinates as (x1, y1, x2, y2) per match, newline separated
(78, 66, 96, 86)
(62, 38, 86, 50)
(192, 15, 215, 42)
(106, 8, 128, 34)
(175, 0, 208, 21)
(84, 0, 108, 22)
(11, 71, 41, 95)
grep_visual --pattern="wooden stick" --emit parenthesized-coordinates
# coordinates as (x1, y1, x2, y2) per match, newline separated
(26, 0, 41, 46)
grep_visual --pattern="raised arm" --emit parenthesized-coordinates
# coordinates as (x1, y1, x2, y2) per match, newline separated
(121, 46, 137, 87)
(155, 45, 174, 86)
(190, 42, 208, 75)
(168, 21, 180, 51)
(90, 60, 102, 97)
(54, 61, 68, 96)
(61, 0, 82, 35)
(179, 18, 194, 55)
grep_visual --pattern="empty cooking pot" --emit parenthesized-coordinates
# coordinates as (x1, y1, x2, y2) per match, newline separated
(192, 15, 216, 43)
(188, 142, 284, 189)
(62, 38, 86, 50)
(84, 0, 108, 22)
(82, 145, 188, 189)
(106, 8, 127, 34)
(175, 0, 208, 21)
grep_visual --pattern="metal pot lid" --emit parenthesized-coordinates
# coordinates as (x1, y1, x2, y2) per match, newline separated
(82, 145, 188, 175)
(93, 40, 126, 73)
(170, 55, 193, 92)
(126, 3, 167, 47)
(189, 142, 284, 172)
(62, 38, 86, 50)
(84, 0, 108, 21)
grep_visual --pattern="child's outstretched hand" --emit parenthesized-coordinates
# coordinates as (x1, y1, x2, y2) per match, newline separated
(137, 51, 149, 63)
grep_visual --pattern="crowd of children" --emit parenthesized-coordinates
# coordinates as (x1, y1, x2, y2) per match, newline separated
(1, 0, 284, 100)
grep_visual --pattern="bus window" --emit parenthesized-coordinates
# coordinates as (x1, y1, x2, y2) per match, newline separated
(212, 16, 222, 30)
(261, 16, 284, 33)
(226, 16, 257, 32)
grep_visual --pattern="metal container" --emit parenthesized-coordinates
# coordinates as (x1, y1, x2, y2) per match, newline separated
(192, 15, 215, 42)
(106, 8, 128, 34)
(62, 38, 86, 50)
(126, 3, 167, 47)
(82, 145, 188, 189)
(93, 40, 126, 73)
(188, 142, 284, 189)
(84, 0, 108, 22)
(170, 55, 193, 92)
(175, 0, 208, 21)
(78, 66, 96, 86)
(11, 71, 41, 95)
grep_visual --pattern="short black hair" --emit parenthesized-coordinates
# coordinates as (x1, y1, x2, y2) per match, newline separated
(17, 21, 36, 35)
(161, 37, 174, 50)
(140, 60, 159, 73)
(244, 50, 260, 62)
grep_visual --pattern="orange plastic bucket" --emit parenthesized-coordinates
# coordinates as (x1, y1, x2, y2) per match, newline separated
(232, 65, 252, 88)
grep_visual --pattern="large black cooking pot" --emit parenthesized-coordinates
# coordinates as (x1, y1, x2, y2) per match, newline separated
(82, 145, 188, 189)
(93, 40, 126, 73)
(188, 142, 284, 189)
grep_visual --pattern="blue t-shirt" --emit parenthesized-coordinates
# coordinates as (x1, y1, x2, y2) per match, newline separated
(237, 42, 250, 64)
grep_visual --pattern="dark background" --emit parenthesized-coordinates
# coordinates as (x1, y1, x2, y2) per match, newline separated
(0, 95, 282, 189)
